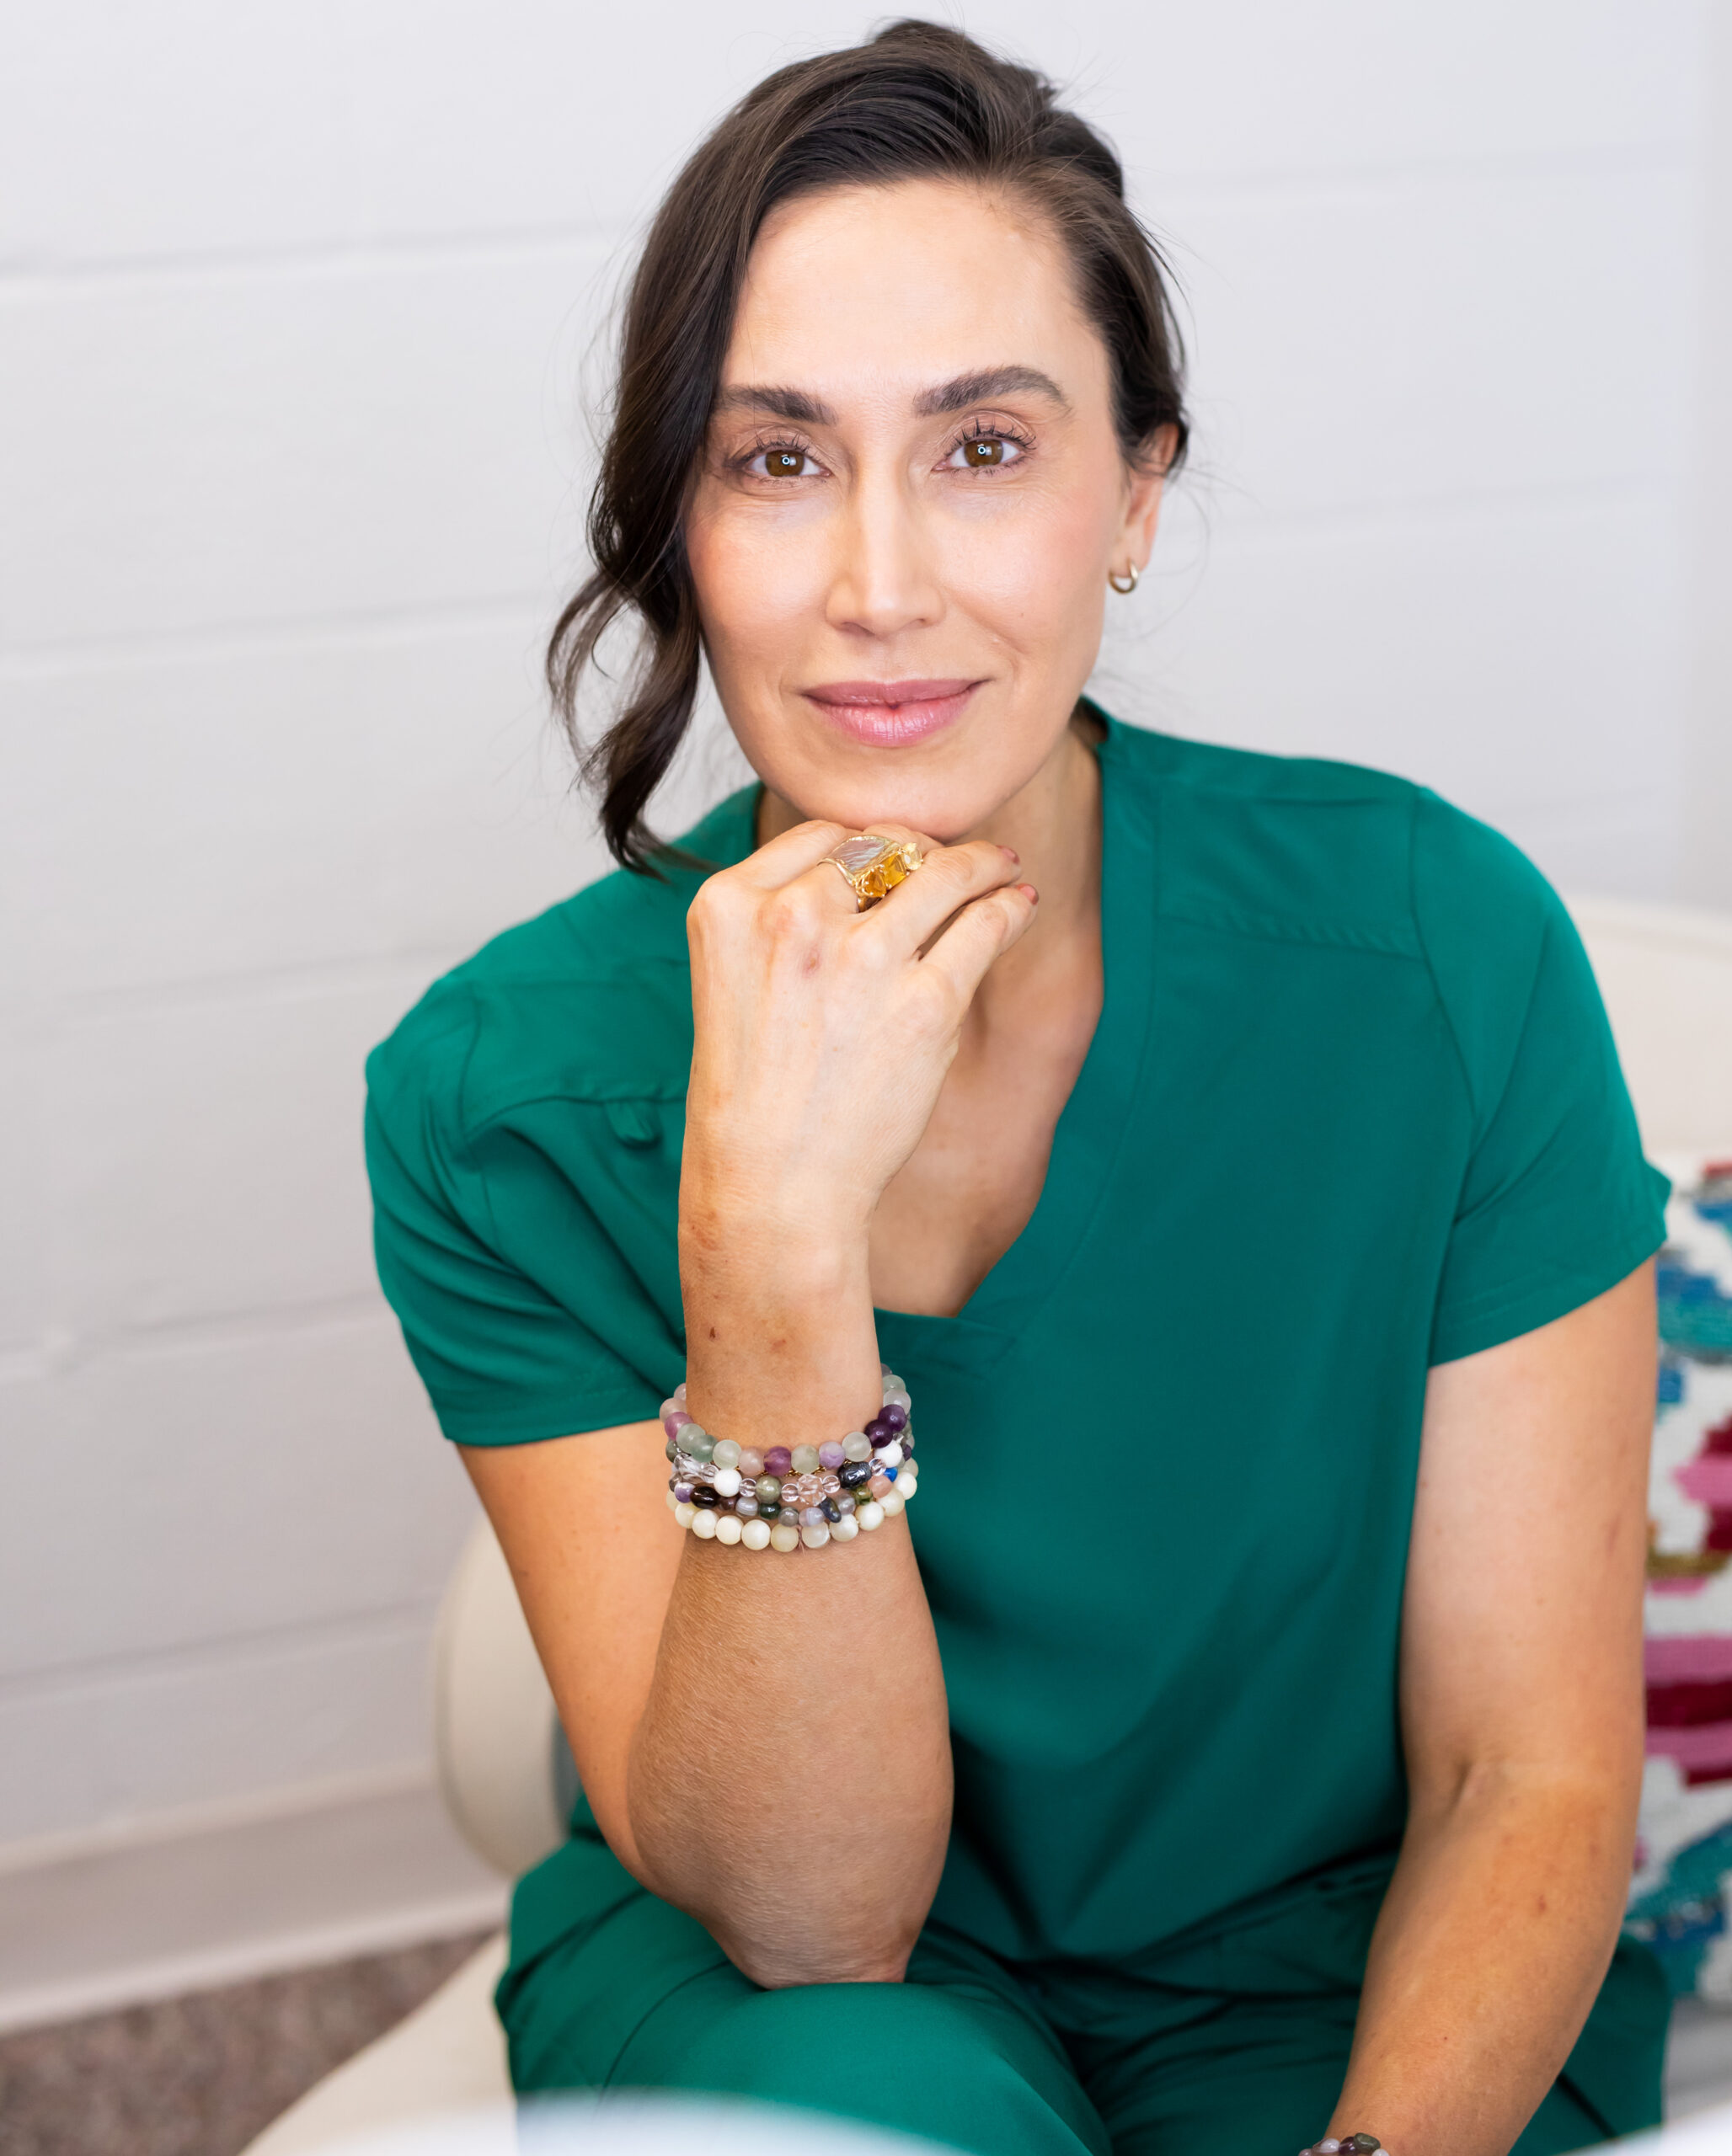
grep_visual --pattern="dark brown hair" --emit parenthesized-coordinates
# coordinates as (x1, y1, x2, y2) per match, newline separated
(550, 18, 1190, 870)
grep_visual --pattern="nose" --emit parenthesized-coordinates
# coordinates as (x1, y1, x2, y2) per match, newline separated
(823, 467, 944, 639)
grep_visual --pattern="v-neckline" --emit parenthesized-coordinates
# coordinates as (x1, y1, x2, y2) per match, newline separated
(869, 707, 1163, 1374)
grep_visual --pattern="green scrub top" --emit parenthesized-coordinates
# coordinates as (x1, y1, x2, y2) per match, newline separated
(366, 707, 1666, 1978)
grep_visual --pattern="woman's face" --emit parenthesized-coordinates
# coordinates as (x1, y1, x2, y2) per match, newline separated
(685, 178, 1168, 840)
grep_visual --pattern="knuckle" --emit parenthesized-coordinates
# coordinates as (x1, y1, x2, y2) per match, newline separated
(762, 884, 821, 942)
(791, 819, 851, 855)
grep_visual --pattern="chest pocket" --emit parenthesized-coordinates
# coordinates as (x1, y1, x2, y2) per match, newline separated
(604, 1099, 660, 1149)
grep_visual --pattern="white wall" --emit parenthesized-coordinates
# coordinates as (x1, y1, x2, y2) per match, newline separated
(0, 0, 1713, 2009)
(1686, 0, 1732, 910)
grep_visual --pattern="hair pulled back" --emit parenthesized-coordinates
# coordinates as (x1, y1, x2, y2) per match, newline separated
(552, 18, 1189, 869)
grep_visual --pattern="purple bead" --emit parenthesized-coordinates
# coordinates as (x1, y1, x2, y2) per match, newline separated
(762, 1447, 793, 1476)
(673, 1481, 693, 1503)
(799, 1505, 825, 1527)
(818, 1441, 845, 1470)
(663, 1410, 692, 1438)
(878, 1402, 907, 1431)
(863, 1417, 891, 1444)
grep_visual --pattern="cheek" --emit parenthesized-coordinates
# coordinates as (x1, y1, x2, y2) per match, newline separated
(686, 499, 826, 680)
(950, 483, 1117, 655)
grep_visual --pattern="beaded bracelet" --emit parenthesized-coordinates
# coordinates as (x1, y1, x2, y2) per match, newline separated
(660, 1364, 917, 1551)
(1301, 2135, 1388, 2155)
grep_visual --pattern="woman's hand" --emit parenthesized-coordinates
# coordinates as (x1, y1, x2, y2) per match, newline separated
(682, 819, 1038, 1252)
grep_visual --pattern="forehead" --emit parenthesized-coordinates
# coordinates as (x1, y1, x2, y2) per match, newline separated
(722, 178, 1104, 406)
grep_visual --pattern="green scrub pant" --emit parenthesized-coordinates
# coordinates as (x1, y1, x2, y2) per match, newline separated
(498, 1824, 1669, 2156)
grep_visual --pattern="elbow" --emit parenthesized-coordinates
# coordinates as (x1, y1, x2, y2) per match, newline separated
(717, 1919, 918, 1992)
(628, 1840, 924, 1990)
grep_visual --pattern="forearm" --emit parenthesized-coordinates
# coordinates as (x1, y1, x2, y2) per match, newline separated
(1331, 1764, 1638, 2156)
(625, 1218, 952, 1987)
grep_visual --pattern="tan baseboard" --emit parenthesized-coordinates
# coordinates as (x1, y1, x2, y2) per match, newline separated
(0, 1765, 508, 2036)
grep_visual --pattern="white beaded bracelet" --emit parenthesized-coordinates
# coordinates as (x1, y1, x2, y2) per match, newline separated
(660, 1364, 917, 1550)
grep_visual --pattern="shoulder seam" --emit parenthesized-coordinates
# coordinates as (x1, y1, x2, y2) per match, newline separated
(1405, 788, 1480, 1127)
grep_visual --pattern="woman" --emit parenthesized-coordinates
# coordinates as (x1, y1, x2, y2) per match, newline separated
(366, 24, 1668, 2156)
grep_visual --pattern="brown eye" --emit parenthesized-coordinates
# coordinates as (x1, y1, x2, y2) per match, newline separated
(751, 446, 812, 478)
(948, 434, 1022, 471)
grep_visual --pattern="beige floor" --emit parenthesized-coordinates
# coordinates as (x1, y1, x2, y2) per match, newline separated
(0, 1931, 490, 2156)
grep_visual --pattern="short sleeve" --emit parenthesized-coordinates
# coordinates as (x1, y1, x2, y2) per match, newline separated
(1414, 792, 1670, 1365)
(364, 990, 669, 1445)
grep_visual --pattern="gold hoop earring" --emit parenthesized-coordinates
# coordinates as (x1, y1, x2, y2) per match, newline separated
(1109, 563, 1140, 595)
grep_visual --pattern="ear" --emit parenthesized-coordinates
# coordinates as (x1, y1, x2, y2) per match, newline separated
(1114, 423, 1179, 578)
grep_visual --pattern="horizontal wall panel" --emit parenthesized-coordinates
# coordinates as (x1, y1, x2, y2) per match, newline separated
(0, 1045, 47, 1354)
(0, 1321, 473, 1678)
(0, 245, 606, 648)
(1167, 163, 1689, 524)
(0, 2, 1695, 265)
(44, 970, 437, 1331)
(0, 1618, 450, 1844)
(1099, 485, 1682, 838)
(3, 618, 601, 1001)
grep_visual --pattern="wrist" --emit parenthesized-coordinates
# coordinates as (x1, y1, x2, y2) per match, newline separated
(679, 1180, 872, 1288)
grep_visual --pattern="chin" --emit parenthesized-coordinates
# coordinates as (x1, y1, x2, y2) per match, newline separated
(786, 770, 1006, 846)
(754, 718, 1065, 844)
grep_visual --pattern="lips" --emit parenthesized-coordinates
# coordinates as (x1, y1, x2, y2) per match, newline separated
(803, 678, 980, 746)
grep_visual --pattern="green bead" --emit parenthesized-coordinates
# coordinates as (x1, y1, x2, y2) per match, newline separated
(686, 1433, 715, 1464)
(711, 1438, 741, 1469)
(756, 1475, 782, 1502)
(790, 1445, 821, 1474)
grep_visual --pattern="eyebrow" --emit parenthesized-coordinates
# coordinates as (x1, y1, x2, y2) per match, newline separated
(712, 365, 1069, 428)
(713, 384, 838, 425)
(913, 366, 1070, 416)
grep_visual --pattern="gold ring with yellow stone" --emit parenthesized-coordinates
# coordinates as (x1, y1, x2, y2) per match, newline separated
(827, 832, 925, 910)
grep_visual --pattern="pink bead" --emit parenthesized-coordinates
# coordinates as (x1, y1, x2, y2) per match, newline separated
(738, 1448, 765, 1478)
(818, 1441, 845, 1470)
(868, 1473, 893, 1499)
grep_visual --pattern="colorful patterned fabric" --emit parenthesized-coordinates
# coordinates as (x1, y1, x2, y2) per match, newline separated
(1627, 1156, 1732, 1999)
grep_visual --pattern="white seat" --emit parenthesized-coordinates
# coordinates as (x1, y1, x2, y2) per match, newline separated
(243, 892, 1732, 2153)
(241, 1935, 509, 2154)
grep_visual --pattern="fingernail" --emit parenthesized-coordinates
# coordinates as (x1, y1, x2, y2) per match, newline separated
(999, 845, 1020, 863)
(1020, 883, 1039, 902)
